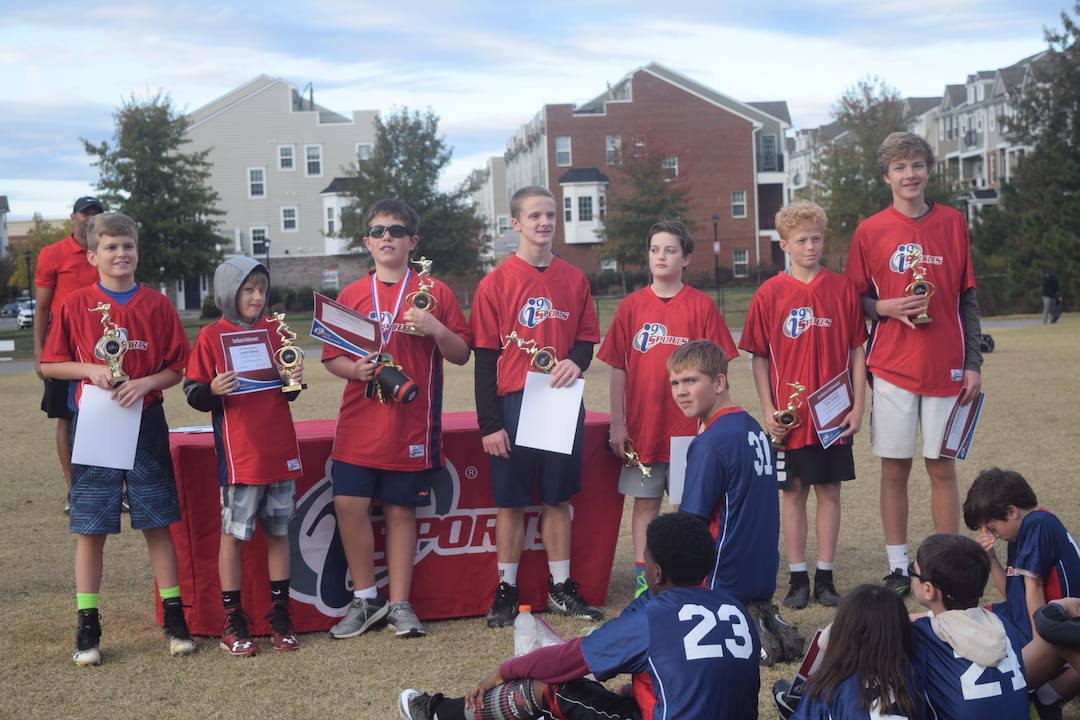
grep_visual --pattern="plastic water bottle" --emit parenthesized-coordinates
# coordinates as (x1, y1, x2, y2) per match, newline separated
(514, 604, 539, 656)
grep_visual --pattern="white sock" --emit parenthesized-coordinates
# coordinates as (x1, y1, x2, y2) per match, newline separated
(886, 544, 909, 573)
(497, 563, 519, 586)
(816, 561, 835, 571)
(354, 585, 378, 600)
(1036, 683, 1063, 705)
(549, 560, 570, 585)
(789, 562, 808, 572)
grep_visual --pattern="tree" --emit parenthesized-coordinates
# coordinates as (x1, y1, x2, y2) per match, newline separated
(598, 138, 692, 270)
(340, 108, 481, 276)
(971, 2, 1080, 311)
(6, 215, 71, 297)
(83, 93, 224, 285)
(811, 78, 955, 254)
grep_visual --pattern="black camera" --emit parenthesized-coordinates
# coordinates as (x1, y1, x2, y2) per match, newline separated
(365, 355, 418, 404)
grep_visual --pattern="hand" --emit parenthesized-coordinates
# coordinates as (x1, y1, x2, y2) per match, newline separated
(608, 423, 629, 458)
(112, 376, 151, 408)
(482, 429, 511, 459)
(838, 408, 862, 438)
(974, 529, 996, 554)
(282, 362, 303, 385)
(402, 307, 442, 337)
(464, 670, 503, 711)
(87, 364, 117, 390)
(876, 296, 926, 330)
(958, 370, 981, 406)
(210, 371, 239, 396)
(34, 357, 46, 381)
(760, 409, 788, 441)
(548, 358, 582, 388)
(352, 354, 377, 383)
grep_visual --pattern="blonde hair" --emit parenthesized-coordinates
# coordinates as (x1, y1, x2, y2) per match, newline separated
(667, 339, 728, 378)
(775, 200, 827, 241)
(510, 186, 555, 219)
(87, 212, 138, 251)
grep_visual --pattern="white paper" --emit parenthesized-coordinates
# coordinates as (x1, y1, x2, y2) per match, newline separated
(228, 341, 273, 372)
(71, 384, 142, 470)
(943, 400, 973, 452)
(514, 372, 585, 455)
(667, 436, 694, 506)
(811, 382, 850, 427)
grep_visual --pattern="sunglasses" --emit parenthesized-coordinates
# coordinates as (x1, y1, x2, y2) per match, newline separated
(367, 225, 411, 239)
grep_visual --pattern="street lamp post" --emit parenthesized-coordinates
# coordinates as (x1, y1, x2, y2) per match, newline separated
(23, 249, 32, 300)
(711, 215, 724, 314)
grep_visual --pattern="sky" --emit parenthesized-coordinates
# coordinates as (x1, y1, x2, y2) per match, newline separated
(0, 0, 1070, 222)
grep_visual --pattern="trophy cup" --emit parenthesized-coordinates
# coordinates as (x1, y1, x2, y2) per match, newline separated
(904, 246, 935, 325)
(622, 439, 652, 483)
(503, 331, 558, 373)
(770, 381, 806, 449)
(269, 312, 307, 394)
(90, 302, 129, 383)
(404, 256, 438, 336)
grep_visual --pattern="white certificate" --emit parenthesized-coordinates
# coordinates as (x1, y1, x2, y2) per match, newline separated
(807, 371, 854, 449)
(228, 341, 272, 373)
(667, 435, 694, 507)
(940, 392, 985, 460)
(72, 384, 142, 470)
(515, 371, 585, 455)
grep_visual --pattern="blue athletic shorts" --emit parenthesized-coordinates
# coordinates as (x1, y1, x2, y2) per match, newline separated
(331, 461, 434, 508)
(69, 401, 181, 534)
(490, 392, 584, 508)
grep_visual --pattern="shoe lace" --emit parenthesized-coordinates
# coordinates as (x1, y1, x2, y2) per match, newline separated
(266, 604, 293, 636)
(224, 608, 252, 638)
(554, 579, 588, 609)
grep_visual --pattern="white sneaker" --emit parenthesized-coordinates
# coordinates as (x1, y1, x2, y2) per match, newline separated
(387, 601, 426, 638)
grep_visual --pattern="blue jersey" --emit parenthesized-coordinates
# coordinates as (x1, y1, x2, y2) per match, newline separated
(679, 407, 779, 602)
(992, 509, 1080, 644)
(792, 673, 926, 720)
(581, 586, 760, 720)
(912, 613, 1028, 720)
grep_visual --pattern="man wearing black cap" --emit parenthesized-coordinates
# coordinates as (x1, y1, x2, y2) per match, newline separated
(33, 196, 105, 514)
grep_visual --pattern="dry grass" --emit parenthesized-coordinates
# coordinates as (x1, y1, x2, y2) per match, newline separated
(1, 321, 1077, 719)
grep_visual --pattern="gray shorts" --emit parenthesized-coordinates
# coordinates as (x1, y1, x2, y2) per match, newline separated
(220, 480, 296, 541)
(617, 462, 670, 499)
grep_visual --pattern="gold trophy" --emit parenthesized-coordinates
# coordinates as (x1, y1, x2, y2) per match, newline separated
(503, 331, 558, 373)
(904, 245, 935, 325)
(90, 302, 129, 382)
(770, 381, 806, 449)
(622, 439, 652, 483)
(269, 312, 307, 394)
(404, 256, 438, 336)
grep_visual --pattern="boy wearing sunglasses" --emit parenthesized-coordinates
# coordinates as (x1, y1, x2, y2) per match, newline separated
(324, 199, 472, 641)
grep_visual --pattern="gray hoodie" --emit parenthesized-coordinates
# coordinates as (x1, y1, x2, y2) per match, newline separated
(214, 256, 269, 330)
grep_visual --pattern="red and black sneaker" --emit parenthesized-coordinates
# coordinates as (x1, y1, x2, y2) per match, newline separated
(221, 607, 258, 657)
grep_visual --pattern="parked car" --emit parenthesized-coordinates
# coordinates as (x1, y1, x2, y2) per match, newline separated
(1, 302, 19, 317)
(17, 306, 34, 329)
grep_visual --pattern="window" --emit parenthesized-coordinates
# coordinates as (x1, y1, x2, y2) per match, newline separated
(598, 194, 606, 220)
(759, 134, 778, 172)
(251, 227, 268, 256)
(989, 108, 996, 131)
(605, 135, 621, 165)
(564, 196, 572, 222)
(356, 142, 373, 162)
(578, 196, 593, 222)
(977, 84, 985, 102)
(731, 190, 747, 218)
(662, 154, 678, 181)
(305, 144, 322, 176)
(555, 136, 572, 166)
(278, 145, 294, 171)
(497, 215, 510, 234)
(281, 206, 298, 232)
(248, 167, 266, 198)
(600, 258, 617, 272)
(733, 249, 749, 278)
(976, 110, 984, 132)
(326, 207, 335, 235)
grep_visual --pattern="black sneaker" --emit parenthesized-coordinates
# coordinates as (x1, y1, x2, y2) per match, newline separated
(397, 689, 443, 720)
(485, 582, 519, 628)
(814, 579, 842, 607)
(755, 600, 805, 662)
(548, 577, 604, 622)
(883, 569, 911, 596)
(783, 583, 810, 609)
(121, 490, 130, 513)
(73, 608, 102, 666)
(772, 678, 802, 719)
(162, 597, 196, 656)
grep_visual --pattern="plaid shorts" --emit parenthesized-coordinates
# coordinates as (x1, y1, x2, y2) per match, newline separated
(220, 480, 297, 540)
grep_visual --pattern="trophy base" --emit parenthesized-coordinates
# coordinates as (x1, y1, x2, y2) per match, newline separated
(912, 315, 933, 325)
(769, 435, 786, 449)
(403, 327, 426, 337)
(282, 383, 308, 394)
(113, 375, 130, 383)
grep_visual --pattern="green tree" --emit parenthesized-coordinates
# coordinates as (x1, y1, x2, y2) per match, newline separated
(340, 108, 481, 276)
(7, 214, 72, 296)
(811, 78, 955, 254)
(972, 1, 1080, 312)
(83, 93, 224, 285)
(598, 138, 692, 270)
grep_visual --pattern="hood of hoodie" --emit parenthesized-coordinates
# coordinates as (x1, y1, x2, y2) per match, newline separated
(214, 256, 269, 330)
(929, 607, 1009, 667)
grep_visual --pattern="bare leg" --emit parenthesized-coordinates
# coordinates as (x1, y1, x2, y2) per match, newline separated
(57, 417, 72, 491)
(218, 533, 244, 591)
(781, 477, 810, 566)
(333, 495, 376, 591)
(143, 526, 180, 589)
(265, 532, 290, 582)
(814, 482, 842, 565)
(75, 534, 107, 594)
(630, 496, 663, 564)
(880, 457, 912, 546)
(541, 502, 572, 563)
(383, 503, 417, 603)
(925, 457, 959, 534)
(496, 507, 525, 564)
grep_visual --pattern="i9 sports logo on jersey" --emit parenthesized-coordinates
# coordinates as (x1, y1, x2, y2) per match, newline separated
(783, 307, 832, 338)
(890, 243, 944, 274)
(633, 322, 688, 353)
(518, 297, 570, 327)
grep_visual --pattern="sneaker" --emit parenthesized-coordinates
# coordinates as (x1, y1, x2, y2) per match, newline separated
(783, 583, 810, 609)
(73, 608, 102, 667)
(387, 601, 427, 638)
(814, 579, 842, 607)
(883, 568, 911, 596)
(747, 602, 783, 666)
(548, 577, 604, 622)
(221, 607, 258, 657)
(1031, 692, 1064, 720)
(121, 490, 130, 513)
(329, 594, 389, 638)
(398, 688, 442, 720)
(485, 582, 519, 628)
(266, 604, 299, 652)
(633, 573, 649, 599)
(758, 601, 805, 661)
(772, 678, 802, 720)
(64, 493, 71, 516)
(162, 598, 197, 656)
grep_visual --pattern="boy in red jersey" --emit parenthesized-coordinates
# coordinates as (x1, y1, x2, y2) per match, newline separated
(598, 220, 737, 598)
(41, 212, 195, 666)
(844, 132, 983, 596)
(740, 200, 867, 609)
(184, 256, 304, 656)
(471, 186, 603, 628)
(324, 199, 471, 641)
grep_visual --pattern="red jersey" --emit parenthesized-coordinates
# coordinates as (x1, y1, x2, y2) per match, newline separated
(739, 269, 867, 450)
(187, 319, 303, 485)
(35, 234, 99, 317)
(597, 285, 738, 463)
(42, 283, 190, 409)
(845, 204, 976, 396)
(471, 254, 599, 396)
(323, 270, 472, 471)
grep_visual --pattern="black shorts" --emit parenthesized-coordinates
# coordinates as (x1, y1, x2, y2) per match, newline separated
(543, 679, 642, 720)
(776, 443, 855, 490)
(41, 379, 74, 420)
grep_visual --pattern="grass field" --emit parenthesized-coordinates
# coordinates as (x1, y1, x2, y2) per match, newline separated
(1, 317, 1077, 719)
